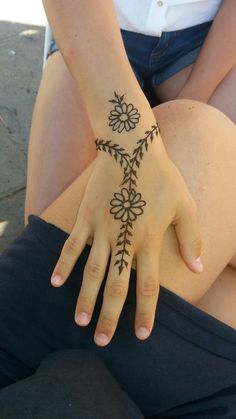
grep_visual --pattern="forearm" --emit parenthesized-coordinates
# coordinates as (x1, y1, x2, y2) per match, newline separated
(42, 0, 154, 140)
(178, 0, 236, 102)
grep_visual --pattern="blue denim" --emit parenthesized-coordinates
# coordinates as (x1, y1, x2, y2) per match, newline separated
(121, 21, 212, 89)
(47, 21, 212, 92)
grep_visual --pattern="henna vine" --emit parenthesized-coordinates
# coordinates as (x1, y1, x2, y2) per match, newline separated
(95, 121, 160, 275)
(108, 92, 141, 133)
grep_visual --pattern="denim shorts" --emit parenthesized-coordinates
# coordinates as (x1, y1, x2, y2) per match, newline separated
(46, 21, 212, 103)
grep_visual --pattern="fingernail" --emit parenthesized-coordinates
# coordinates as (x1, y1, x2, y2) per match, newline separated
(193, 256, 203, 273)
(136, 327, 149, 340)
(51, 274, 62, 286)
(76, 312, 90, 326)
(94, 333, 109, 346)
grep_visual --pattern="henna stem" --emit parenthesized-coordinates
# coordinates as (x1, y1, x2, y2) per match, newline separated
(95, 93, 160, 274)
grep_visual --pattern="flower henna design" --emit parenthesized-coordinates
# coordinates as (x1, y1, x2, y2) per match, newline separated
(96, 95, 160, 274)
(110, 188, 146, 222)
(108, 92, 141, 133)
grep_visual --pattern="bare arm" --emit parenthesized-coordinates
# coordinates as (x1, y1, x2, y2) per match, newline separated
(178, 0, 236, 102)
(42, 0, 202, 346)
(42, 0, 153, 138)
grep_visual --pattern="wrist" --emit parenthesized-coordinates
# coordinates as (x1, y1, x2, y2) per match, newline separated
(91, 90, 156, 145)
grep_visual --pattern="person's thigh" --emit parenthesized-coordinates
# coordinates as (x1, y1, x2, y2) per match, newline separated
(154, 100, 236, 304)
(197, 264, 236, 329)
(209, 63, 236, 123)
(25, 51, 96, 221)
(153, 65, 193, 103)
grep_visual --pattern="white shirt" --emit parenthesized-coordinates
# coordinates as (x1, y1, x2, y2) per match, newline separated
(113, 0, 222, 37)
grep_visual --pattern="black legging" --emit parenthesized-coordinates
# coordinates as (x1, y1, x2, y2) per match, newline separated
(0, 216, 236, 418)
(0, 349, 143, 419)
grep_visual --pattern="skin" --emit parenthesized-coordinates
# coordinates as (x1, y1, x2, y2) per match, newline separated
(26, 1, 236, 348)
(155, 62, 236, 122)
(155, 0, 236, 116)
(29, 0, 205, 290)
(41, 100, 236, 346)
(25, 0, 236, 221)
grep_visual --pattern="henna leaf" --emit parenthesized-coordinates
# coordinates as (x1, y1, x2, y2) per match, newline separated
(117, 232, 124, 239)
(96, 121, 160, 275)
(116, 240, 124, 246)
(115, 250, 123, 256)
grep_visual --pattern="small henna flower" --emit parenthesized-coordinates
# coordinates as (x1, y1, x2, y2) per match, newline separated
(108, 92, 140, 133)
(110, 188, 146, 222)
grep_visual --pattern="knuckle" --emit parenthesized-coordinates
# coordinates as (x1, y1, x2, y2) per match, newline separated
(77, 295, 92, 312)
(106, 279, 127, 298)
(143, 226, 158, 246)
(191, 236, 202, 252)
(139, 277, 158, 296)
(137, 311, 153, 325)
(85, 261, 102, 280)
(65, 235, 78, 254)
(98, 315, 114, 332)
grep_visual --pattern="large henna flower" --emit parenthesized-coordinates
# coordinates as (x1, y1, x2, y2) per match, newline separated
(108, 92, 140, 133)
(110, 188, 146, 222)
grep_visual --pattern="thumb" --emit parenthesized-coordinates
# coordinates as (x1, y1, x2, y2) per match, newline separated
(173, 201, 203, 273)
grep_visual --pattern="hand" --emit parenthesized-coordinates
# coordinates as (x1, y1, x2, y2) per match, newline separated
(50, 122, 203, 347)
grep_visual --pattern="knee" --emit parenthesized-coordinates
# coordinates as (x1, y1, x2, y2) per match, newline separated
(155, 98, 231, 128)
(153, 99, 236, 152)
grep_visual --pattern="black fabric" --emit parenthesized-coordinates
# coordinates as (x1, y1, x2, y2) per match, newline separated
(0, 215, 236, 418)
(0, 349, 143, 419)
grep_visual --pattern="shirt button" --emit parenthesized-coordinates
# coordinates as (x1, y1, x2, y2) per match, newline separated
(157, 0, 163, 6)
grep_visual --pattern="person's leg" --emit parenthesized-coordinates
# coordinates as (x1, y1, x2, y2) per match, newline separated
(24, 51, 96, 221)
(42, 99, 236, 321)
(208, 63, 236, 123)
(153, 64, 193, 103)
(1, 100, 236, 418)
(0, 350, 143, 419)
(154, 63, 236, 123)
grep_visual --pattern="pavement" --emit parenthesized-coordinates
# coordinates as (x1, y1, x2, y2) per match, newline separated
(0, 2, 46, 252)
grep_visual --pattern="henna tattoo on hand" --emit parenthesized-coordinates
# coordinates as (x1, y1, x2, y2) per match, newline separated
(108, 92, 141, 133)
(95, 121, 160, 275)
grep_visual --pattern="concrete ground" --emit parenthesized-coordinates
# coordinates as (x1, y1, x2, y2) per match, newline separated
(0, 2, 46, 252)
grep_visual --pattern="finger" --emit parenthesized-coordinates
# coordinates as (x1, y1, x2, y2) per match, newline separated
(51, 219, 91, 287)
(75, 233, 110, 326)
(174, 199, 203, 273)
(135, 248, 160, 340)
(93, 250, 133, 347)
